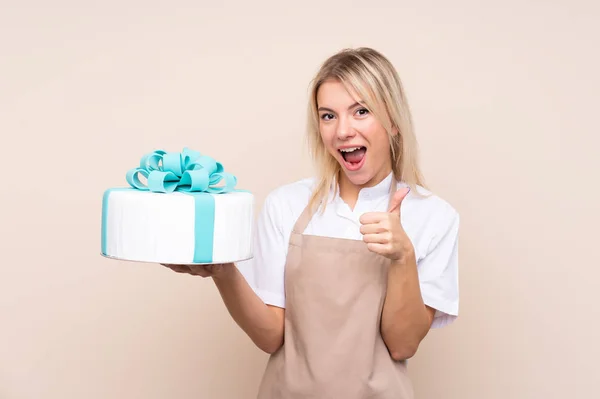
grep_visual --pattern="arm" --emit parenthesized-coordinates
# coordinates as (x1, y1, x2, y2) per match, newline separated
(360, 187, 460, 361)
(211, 265, 285, 354)
(165, 190, 289, 354)
(380, 252, 435, 361)
(209, 190, 289, 354)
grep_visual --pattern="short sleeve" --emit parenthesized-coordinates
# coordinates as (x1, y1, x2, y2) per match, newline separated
(418, 208, 460, 329)
(236, 192, 287, 308)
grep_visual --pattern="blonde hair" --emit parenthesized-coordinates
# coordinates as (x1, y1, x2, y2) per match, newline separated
(306, 47, 427, 212)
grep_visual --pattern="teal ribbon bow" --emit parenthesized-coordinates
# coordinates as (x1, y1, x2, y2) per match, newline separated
(125, 148, 237, 193)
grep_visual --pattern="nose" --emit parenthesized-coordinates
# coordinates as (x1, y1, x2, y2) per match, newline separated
(336, 115, 355, 140)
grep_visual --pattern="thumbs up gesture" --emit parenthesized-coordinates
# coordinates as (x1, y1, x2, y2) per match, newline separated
(359, 187, 414, 262)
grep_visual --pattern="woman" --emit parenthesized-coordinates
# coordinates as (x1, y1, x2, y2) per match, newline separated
(165, 47, 459, 398)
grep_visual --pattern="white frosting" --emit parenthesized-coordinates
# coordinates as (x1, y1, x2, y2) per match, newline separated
(103, 190, 254, 264)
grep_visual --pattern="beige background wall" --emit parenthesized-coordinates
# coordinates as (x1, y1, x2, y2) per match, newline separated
(1, 1, 598, 398)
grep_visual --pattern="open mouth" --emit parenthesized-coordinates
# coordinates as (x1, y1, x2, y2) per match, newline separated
(339, 146, 367, 171)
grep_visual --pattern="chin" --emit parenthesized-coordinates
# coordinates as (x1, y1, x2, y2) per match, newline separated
(339, 167, 374, 186)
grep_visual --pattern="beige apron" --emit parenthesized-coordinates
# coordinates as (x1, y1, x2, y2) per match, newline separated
(256, 182, 414, 399)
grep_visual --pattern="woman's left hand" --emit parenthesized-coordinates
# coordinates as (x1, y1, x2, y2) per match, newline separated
(359, 187, 415, 263)
(161, 263, 234, 279)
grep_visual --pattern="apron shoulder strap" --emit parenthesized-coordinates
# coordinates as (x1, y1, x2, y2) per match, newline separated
(291, 201, 315, 235)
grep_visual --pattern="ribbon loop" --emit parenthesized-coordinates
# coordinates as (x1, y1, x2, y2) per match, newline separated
(125, 148, 237, 194)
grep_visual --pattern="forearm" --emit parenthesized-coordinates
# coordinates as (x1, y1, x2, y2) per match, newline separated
(381, 251, 432, 361)
(212, 266, 284, 354)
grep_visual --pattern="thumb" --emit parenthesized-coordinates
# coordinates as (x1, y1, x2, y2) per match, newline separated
(387, 187, 411, 214)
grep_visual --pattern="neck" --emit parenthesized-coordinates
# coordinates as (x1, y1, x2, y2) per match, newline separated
(338, 175, 360, 209)
(337, 166, 393, 210)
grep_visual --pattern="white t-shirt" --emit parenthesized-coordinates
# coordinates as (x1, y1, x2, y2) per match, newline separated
(237, 172, 460, 329)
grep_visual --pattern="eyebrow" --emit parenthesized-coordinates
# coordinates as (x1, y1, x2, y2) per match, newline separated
(317, 101, 364, 113)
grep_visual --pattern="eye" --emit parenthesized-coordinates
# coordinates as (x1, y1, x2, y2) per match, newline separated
(356, 107, 370, 116)
(320, 113, 335, 121)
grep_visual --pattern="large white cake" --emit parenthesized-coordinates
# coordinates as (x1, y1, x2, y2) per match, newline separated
(101, 148, 254, 265)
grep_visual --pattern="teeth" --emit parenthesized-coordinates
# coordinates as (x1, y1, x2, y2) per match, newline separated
(339, 147, 361, 152)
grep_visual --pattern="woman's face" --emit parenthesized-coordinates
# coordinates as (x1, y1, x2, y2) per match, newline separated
(317, 79, 393, 188)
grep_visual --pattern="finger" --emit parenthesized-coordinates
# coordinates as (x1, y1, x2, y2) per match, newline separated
(188, 265, 212, 277)
(359, 223, 387, 235)
(362, 232, 391, 244)
(359, 212, 388, 225)
(366, 242, 393, 255)
(169, 265, 192, 274)
(388, 187, 411, 215)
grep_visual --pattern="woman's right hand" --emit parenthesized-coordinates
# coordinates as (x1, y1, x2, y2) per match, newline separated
(160, 263, 235, 279)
